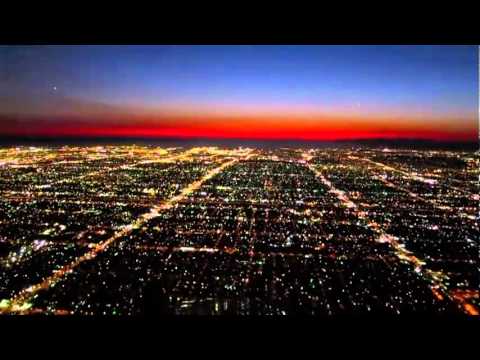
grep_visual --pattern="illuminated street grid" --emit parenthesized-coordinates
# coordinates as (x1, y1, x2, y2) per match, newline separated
(0, 146, 478, 315)
(0, 146, 242, 304)
(351, 150, 479, 219)
(309, 149, 479, 314)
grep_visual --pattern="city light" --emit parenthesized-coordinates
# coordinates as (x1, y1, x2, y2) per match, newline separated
(0, 146, 477, 315)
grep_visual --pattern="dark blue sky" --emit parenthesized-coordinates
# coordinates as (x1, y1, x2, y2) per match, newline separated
(0, 45, 477, 140)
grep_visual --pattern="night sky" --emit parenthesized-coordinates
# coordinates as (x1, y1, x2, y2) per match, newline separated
(0, 45, 477, 141)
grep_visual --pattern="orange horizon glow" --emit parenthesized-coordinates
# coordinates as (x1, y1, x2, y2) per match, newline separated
(2, 46, 477, 143)
(2, 121, 477, 142)
(1, 111, 477, 142)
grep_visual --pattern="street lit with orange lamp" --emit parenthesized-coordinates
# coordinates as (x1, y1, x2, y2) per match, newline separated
(0, 45, 478, 316)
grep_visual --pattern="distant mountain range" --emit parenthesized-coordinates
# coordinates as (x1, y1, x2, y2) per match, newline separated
(0, 136, 478, 151)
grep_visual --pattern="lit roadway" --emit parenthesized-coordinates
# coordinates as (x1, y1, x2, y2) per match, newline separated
(33, 148, 185, 190)
(31, 146, 226, 191)
(305, 158, 478, 316)
(350, 156, 478, 222)
(1, 148, 476, 315)
(0, 148, 253, 314)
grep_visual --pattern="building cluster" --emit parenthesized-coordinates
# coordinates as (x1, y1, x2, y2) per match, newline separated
(0, 146, 478, 315)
